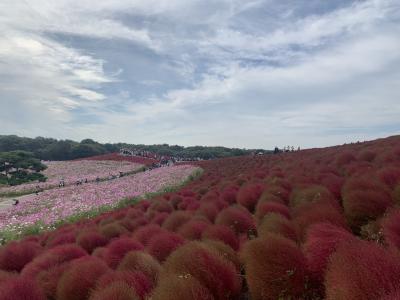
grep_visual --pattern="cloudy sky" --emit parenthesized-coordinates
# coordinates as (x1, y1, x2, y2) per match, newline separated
(0, 0, 399, 149)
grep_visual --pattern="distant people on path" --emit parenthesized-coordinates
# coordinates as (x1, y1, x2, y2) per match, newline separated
(59, 178, 65, 188)
(12, 199, 19, 206)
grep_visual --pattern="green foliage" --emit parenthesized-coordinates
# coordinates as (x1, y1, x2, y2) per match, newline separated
(0, 151, 47, 186)
(0, 135, 262, 161)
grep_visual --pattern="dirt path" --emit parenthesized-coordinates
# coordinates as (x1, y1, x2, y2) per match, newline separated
(0, 194, 34, 211)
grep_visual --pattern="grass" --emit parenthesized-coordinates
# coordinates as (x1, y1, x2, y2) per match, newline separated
(0, 167, 203, 245)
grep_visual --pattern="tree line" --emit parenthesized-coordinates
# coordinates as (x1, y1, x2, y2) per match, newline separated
(0, 135, 268, 161)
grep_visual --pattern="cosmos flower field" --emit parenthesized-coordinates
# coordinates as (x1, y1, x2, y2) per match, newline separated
(0, 136, 400, 299)
(0, 160, 143, 196)
(0, 165, 197, 238)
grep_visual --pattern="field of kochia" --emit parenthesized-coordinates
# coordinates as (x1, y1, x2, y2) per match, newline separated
(0, 136, 400, 299)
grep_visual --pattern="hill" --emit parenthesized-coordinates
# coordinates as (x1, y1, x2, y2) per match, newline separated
(0, 135, 399, 299)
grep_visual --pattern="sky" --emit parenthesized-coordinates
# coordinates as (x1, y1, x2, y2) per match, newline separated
(0, 0, 399, 149)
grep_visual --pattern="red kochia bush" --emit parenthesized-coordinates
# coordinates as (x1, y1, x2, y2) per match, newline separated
(293, 202, 347, 241)
(303, 222, 356, 284)
(103, 237, 144, 268)
(325, 240, 400, 300)
(215, 206, 256, 235)
(147, 232, 185, 262)
(236, 182, 264, 212)
(177, 220, 210, 240)
(0, 241, 42, 272)
(152, 275, 214, 300)
(202, 224, 240, 251)
(241, 234, 308, 300)
(95, 270, 152, 300)
(76, 230, 108, 253)
(377, 167, 400, 188)
(162, 211, 192, 232)
(160, 241, 242, 299)
(56, 256, 110, 300)
(0, 276, 46, 300)
(254, 201, 290, 222)
(21, 244, 87, 278)
(132, 224, 166, 246)
(382, 209, 400, 249)
(150, 212, 170, 225)
(99, 222, 129, 240)
(196, 202, 220, 222)
(342, 187, 393, 230)
(118, 251, 161, 285)
(257, 213, 297, 241)
(89, 281, 139, 300)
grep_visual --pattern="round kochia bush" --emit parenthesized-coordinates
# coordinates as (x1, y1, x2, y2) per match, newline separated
(159, 241, 242, 300)
(0, 240, 42, 272)
(241, 233, 308, 300)
(257, 213, 297, 241)
(325, 239, 400, 300)
(0, 276, 46, 300)
(303, 222, 356, 284)
(103, 237, 144, 268)
(56, 256, 110, 300)
(215, 205, 256, 235)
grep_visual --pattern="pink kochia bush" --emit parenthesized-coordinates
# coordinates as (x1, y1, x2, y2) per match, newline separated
(89, 281, 139, 300)
(158, 241, 242, 300)
(241, 234, 308, 300)
(325, 239, 400, 300)
(257, 213, 297, 241)
(254, 201, 290, 222)
(303, 222, 356, 284)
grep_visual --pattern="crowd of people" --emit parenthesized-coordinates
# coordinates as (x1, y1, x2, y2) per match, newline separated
(120, 148, 204, 164)
(273, 146, 301, 154)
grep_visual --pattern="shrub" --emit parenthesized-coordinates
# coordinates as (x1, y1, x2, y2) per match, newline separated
(150, 212, 170, 225)
(202, 239, 241, 271)
(293, 202, 348, 241)
(0, 271, 17, 286)
(36, 263, 69, 299)
(76, 230, 108, 253)
(254, 201, 290, 222)
(258, 191, 286, 205)
(219, 185, 239, 204)
(152, 274, 214, 300)
(215, 206, 256, 235)
(257, 213, 297, 241)
(21, 244, 87, 278)
(160, 241, 242, 299)
(117, 251, 161, 285)
(103, 238, 144, 268)
(147, 232, 185, 262)
(236, 182, 264, 212)
(303, 222, 355, 284)
(56, 256, 110, 300)
(95, 270, 152, 300)
(377, 167, 400, 188)
(0, 276, 46, 300)
(202, 225, 240, 251)
(148, 200, 174, 214)
(177, 220, 210, 240)
(343, 189, 393, 230)
(382, 209, 400, 249)
(99, 222, 129, 240)
(89, 281, 139, 300)
(132, 224, 165, 246)
(196, 203, 220, 222)
(325, 240, 400, 300)
(289, 185, 337, 209)
(162, 211, 192, 232)
(335, 151, 356, 166)
(0, 241, 42, 272)
(241, 234, 308, 300)
(358, 150, 376, 162)
(46, 232, 76, 248)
